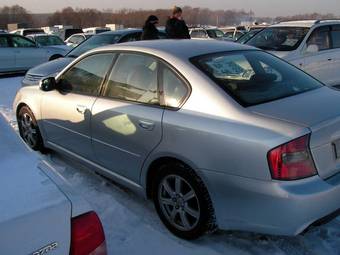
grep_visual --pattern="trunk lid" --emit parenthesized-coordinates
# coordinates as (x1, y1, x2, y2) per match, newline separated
(250, 86, 340, 179)
(0, 116, 71, 255)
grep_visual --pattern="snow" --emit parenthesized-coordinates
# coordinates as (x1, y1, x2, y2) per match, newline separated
(0, 75, 339, 255)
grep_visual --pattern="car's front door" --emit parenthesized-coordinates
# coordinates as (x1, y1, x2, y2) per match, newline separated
(10, 35, 47, 70)
(329, 25, 340, 87)
(0, 35, 15, 72)
(91, 52, 163, 183)
(302, 26, 334, 84)
(41, 53, 115, 159)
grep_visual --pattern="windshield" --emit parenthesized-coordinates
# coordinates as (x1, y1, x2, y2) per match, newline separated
(67, 34, 121, 58)
(207, 29, 224, 38)
(247, 27, 309, 51)
(36, 35, 65, 46)
(191, 50, 322, 106)
(237, 29, 262, 44)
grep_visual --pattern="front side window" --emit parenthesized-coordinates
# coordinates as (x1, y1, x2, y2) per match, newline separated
(11, 36, 36, 48)
(104, 53, 158, 105)
(247, 27, 309, 51)
(331, 25, 340, 49)
(162, 66, 188, 108)
(306, 26, 331, 51)
(35, 36, 65, 46)
(192, 50, 322, 106)
(59, 53, 114, 95)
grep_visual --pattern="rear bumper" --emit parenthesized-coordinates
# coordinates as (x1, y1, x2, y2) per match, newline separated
(199, 170, 340, 236)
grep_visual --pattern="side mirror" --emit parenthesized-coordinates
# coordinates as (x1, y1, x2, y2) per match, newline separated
(305, 44, 319, 54)
(39, 77, 56, 92)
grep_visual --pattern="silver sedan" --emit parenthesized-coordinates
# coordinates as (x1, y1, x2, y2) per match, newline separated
(14, 40, 340, 239)
(0, 34, 67, 73)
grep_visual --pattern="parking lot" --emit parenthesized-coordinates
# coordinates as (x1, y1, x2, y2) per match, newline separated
(1, 75, 339, 255)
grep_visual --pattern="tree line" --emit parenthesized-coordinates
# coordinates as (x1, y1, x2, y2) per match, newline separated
(0, 5, 338, 30)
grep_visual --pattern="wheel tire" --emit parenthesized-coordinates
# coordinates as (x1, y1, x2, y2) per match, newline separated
(17, 106, 45, 152)
(152, 161, 216, 240)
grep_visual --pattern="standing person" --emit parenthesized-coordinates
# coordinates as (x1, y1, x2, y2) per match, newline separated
(141, 15, 160, 40)
(165, 6, 190, 39)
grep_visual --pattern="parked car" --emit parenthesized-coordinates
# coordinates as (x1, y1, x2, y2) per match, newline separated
(221, 26, 247, 41)
(0, 34, 69, 73)
(246, 20, 340, 87)
(10, 28, 45, 36)
(65, 33, 93, 48)
(15, 40, 340, 240)
(26, 34, 72, 55)
(83, 27, 111, 34)
(189, 28, 225, 40)
(22, 29, 166, 86)
(0, 114, 107, 254)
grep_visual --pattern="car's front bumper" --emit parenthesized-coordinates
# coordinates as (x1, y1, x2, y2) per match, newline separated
(199, 169, 340, 236)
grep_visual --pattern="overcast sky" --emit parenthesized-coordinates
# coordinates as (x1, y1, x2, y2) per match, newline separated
(1, 0, 339, 17)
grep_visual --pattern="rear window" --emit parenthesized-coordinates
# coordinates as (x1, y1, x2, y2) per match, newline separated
(191, 50, 323, 107)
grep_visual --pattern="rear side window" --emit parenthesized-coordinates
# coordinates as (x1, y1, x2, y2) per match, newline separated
(162, 67, 188, 108)
(307, 26, 331, 51)
(104, 53, 159, 105)
(191, 50, 323, 107)
(331, 25, 340, 49)
(0, 36, 9, 47)
(59, 53, 114, 95)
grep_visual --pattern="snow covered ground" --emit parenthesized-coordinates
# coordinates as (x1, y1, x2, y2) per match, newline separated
(0, 75, 339, 255)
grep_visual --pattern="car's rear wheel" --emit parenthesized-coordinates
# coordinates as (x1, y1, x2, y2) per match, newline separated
(18, 106, 45, 152)
(153, 162, 216, 239)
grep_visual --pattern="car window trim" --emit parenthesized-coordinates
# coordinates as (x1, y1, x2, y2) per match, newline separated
(56, 51, 117, 97)
(98, 50, 192, 111)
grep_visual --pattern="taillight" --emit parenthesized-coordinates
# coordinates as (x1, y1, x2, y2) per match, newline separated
(267, 134, 317, 180)
(70, 211, 107, 255)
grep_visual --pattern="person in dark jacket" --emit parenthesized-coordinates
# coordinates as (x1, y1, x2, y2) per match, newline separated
(165, 6, 190, 39)
(141, 15, 159, 40)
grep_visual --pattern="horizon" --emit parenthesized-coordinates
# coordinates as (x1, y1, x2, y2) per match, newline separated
(0, 0, 339, 17)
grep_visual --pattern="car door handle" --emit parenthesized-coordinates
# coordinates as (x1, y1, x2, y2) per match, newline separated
(76, 105, 87, 114)
(138, 120, 155, 131)
(328, 58, 332, 61)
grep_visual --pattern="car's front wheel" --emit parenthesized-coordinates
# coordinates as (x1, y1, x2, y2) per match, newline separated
(18, 106, 45, 152)
(153, 162, 216, 239)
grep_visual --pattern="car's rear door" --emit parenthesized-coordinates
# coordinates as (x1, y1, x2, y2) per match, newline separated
(91, 52, 163, 183)
(41, 53, 115, 159)
(0, 35, 15, 72)
(10, 35, 48, 69)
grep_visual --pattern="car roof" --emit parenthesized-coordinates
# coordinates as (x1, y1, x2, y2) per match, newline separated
(271, 19, 340, 28)
(91, 39, 255, 60)
(99, 29, 142, 36)
(27, 33, 57, 37)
